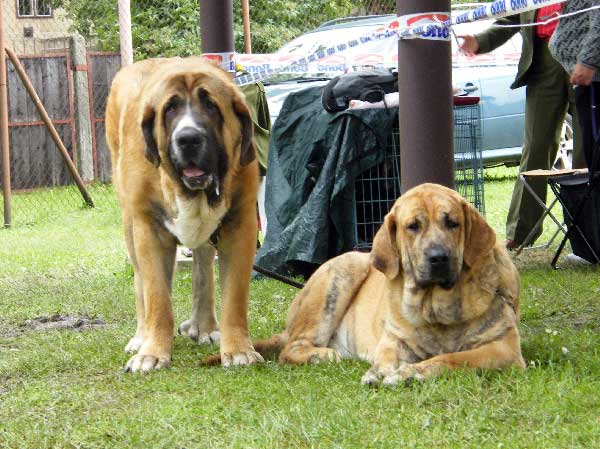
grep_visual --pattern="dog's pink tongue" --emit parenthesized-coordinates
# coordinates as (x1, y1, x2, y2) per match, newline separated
(183, 167, 205, 177)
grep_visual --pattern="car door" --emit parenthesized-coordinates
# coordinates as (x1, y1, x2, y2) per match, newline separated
(452, 21, 525, 161)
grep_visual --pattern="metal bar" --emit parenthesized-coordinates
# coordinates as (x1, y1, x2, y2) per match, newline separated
(242, 0, 252, 53)
(199, 0, 234, 54)
(118, 0, 133, 66)
(397, 0, 454, 192)
(8, 119, 72, 127)
(252, 264, 304, 289)
(0, 0, 11, 227)
(5, 46, 94, 207)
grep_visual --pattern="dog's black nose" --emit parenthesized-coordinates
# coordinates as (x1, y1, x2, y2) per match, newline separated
(427, 246, 450, 267)
(176, 127, 204, 149)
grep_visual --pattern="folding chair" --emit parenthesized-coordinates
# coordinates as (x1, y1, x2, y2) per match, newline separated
(514, 168, 585, 256)
(547, 84, 600, 268)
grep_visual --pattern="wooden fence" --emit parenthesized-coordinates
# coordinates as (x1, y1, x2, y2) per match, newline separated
(0, 51, 120, 191)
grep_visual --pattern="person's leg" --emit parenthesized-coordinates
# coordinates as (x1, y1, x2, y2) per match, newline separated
(506, 42, 571, 246)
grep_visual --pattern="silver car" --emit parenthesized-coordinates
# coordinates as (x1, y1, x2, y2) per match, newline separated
(250, 12, 573, 169)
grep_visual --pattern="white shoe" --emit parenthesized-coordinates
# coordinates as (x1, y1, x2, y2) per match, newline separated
(564, 253, 592, 265)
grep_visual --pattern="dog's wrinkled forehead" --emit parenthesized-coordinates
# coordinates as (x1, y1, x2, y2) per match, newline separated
(395, 190, 464, 229)
(154, 72, 226, 108)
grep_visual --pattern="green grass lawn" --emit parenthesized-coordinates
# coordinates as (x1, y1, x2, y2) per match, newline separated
(1, 172, 599, 449)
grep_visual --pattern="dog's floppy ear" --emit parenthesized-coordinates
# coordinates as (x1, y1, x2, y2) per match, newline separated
(462, 201, 496, 268)
(141, 106, 160, 167)
(232, 96, 255, 166)
(370, 208, 401, 279)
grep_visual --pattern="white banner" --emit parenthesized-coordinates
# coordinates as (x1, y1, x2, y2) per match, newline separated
(234, 0, 571, 85)
(398, 12, 450, 41)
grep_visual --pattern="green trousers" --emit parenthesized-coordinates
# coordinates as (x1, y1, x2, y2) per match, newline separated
(506, 40, 586, 244)
(240, 82, 271, 176)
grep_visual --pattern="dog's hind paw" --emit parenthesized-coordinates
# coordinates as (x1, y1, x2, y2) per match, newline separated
(198, 331, 221, 346)
(308, 348, 342, 364)
(221, 350, 264, 367)
(178, 320, 220, 346)
(124, 336, 144, 354)
(383, 364, 426, 386)
(361, 368, 383, 386)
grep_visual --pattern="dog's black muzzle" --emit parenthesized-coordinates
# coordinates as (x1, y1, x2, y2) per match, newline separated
(170, 126, 219, 191)
(417, 245, 457, 290)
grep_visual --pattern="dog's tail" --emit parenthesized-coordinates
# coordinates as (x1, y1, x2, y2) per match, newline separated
(201, 333, 289, 365)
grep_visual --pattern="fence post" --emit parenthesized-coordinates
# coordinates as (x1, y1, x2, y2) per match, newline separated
(71, 34, 94, 182)
(397, 0, 454, 192)
(0, 0, 12, 227)
(118, 0, 133, 66)
(242, 0, 252, 53)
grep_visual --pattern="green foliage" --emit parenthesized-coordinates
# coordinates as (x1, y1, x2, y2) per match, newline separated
(51, 0, 384, 57)
(51, 0, 201, 59)
(234, 0, 356, 53)
(50, 0, 495, 57)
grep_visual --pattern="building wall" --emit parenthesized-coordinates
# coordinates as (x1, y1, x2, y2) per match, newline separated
(3, 1, 75, 54)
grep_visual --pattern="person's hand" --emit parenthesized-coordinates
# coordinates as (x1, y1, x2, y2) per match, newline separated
(457, 35, 479, 56)
(571, 63, 596, 86)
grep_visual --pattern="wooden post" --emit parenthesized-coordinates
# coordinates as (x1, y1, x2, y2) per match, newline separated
(5, 47, 94, 207)
(242, 0, 252, 53)
(0, 0, 12, 227)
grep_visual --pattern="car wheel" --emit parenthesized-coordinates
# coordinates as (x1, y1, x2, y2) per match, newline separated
(554, 114, 573, 170)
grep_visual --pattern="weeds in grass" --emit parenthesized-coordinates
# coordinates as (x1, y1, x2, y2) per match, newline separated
(0, 174, 598, 448)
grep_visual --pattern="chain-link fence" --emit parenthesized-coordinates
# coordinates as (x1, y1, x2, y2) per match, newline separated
(0, 0, 406, 226)
(1, 0, 117, 227)
(1, 1, 485, 227)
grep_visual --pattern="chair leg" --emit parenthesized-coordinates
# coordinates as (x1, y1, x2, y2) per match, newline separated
(549, 178, 600, 268)
(516, 175, 564, 255)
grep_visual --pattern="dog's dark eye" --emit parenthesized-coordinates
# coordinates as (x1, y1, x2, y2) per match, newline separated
(164, 96, 181, 118)
(445, 216, 459, 229)
(407, 221, 420, 232)
(198, 89, 217, 113)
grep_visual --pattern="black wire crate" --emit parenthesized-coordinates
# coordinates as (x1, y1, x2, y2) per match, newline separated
(353, 98, 484, 250)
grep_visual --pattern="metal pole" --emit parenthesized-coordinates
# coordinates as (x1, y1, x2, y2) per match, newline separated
(5, 47, 94, 207)
(118, 0, 133, 66)
(199, 0, 234, 54)
(0, 0, 11, 227)
(397, 0, 454, 192)
(242, 0, 252, 53)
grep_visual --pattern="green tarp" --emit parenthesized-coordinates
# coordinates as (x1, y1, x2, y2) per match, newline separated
(255, 85, 397, 277)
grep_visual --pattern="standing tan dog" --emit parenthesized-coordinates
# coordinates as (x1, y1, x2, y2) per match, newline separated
(217, 184, 524, 385)
(106, 57, 263, 372)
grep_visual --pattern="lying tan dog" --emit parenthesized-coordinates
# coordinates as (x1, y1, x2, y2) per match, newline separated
(106, 57, 263, 372)
(212, 183, 524, 385)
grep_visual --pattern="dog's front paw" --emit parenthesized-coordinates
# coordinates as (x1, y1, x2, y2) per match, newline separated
(178, 320, 220, 346)
(124, 341, 171, 373)
(125, 352, 171, 373)
(381, 364, 426, 386)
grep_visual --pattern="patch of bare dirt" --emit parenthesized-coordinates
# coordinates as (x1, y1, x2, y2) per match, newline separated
(1, 315, 106, 338)
(23, 314, 106, 331)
